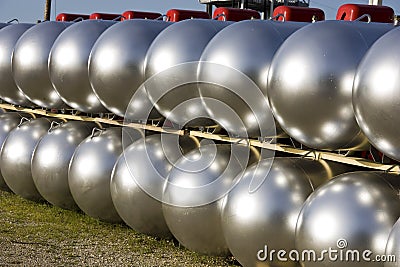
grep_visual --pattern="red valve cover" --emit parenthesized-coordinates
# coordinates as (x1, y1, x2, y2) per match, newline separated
(166, 9, 210, 22)
(336, 4, 394, 23)
(273, 6, 325, 22)
(213, 7, 260, 21)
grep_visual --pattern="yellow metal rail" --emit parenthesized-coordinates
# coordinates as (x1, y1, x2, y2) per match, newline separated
(1, 103, 398, 174)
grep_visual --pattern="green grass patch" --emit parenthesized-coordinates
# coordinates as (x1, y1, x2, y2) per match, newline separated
(0, 190, 240, 266)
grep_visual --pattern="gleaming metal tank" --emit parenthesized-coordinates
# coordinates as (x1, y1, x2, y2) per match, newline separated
(89, 19, 170, 120)
(12, 21, 71, 109)
(0, 23, 34, 106)
(144, 19, 231, 127)
(49, 20, 115, 113)
(198, 20, 306, 138)
(353, 26, 400, 161)
(267, 21, 392, 150)
(0, 117, 57, 202)
(68, 127, 143, 223)
(31, 121, 95, 210)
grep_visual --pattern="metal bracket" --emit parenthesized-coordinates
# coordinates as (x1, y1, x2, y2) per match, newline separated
(17, 117, 30, 128)
(6, 18, 19, 24)
(90, 127, 104, 139)
(355, 14, 372, 23)
(48, 120, 62, 133)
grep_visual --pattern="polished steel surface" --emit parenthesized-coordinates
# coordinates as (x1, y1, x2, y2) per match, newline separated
(0, 23, 34, 106)
(162, 143, 259, 256)
(110, 133, 198, 238)
(32, 121, 95, 210)
(144, 19, 230, 126)
(222, 157, 351, 267)
(267, 21, 392, 150)
(198, 20, 305, 138)
(353, 27, 400, 161)
(384, 218, 400, 267)
(68, 127, 143, 223)
(0, 118, 55, 202)
(89, 19, 169, 119)
(12, 21, 71, 109)
(49, 20, 115, 113)
(0, 23, 8, 30)
(295, 171, 400, 267)
(0, 112, 33, 192)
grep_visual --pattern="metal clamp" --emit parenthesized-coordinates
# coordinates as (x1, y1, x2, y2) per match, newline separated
(17, 117, 30, 128)
(385, 164, 399, 173)
(48, 121, 62, 133)
(270, 13, 285, 22)
(355, 14, 371, 23)
(206, 126, 219, 134)
(394, 15, 399, 26)
(258, 136, 276, 144)
(157, 15, 168, 21)
(302, 150, 321, 161)
(289, 137, 297, 148)
(258, 136, 267, 143)
(112, 15, 126, 21)
(6, 18, 19, 24)
(312, 15, 317, 23)
(337, 149, 352, 157)
(90, 127, 104, 139)
(107, 113, 116, 120)
(72, 17, 85, 22)
(234, 138, 250, 147)
(71, 109, 80, 116)
(213, 14, 226, 21)
(151, 119, 161, 127)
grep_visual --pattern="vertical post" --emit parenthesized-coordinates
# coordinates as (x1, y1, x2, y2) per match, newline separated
(269, 0, 274, 19)
(44, 0, 52, 21)
(262, 0, 267, 19)
(244, 0, 249, 9)
(369, 0, 382, 5)
(206, 4, 213, 18)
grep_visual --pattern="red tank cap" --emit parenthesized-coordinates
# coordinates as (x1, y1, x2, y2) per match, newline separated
(273, 6, 325, 22)
(213, 7, 260, 21)
(89, 13, 122, 21)
(56, 13, 89, 22)
(166, 9, 210, 22)
(121, 10, 162, 20)
(336, 4, 394, 23)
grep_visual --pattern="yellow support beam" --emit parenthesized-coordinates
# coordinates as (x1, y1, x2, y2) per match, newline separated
(1, 103, 398, 174)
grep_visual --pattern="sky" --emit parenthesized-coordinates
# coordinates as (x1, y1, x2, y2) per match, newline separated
(0, 0, 399, 23)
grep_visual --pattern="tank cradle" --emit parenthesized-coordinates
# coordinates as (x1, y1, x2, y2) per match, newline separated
(2, 103, 398, 174)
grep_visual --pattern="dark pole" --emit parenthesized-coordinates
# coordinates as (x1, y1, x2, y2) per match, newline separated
(44, 0, 52, 21)
(263, 0, 267, 19)
(206, 4, 213, 17)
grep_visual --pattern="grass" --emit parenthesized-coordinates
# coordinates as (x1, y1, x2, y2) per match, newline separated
(0, 190, 240, 266)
